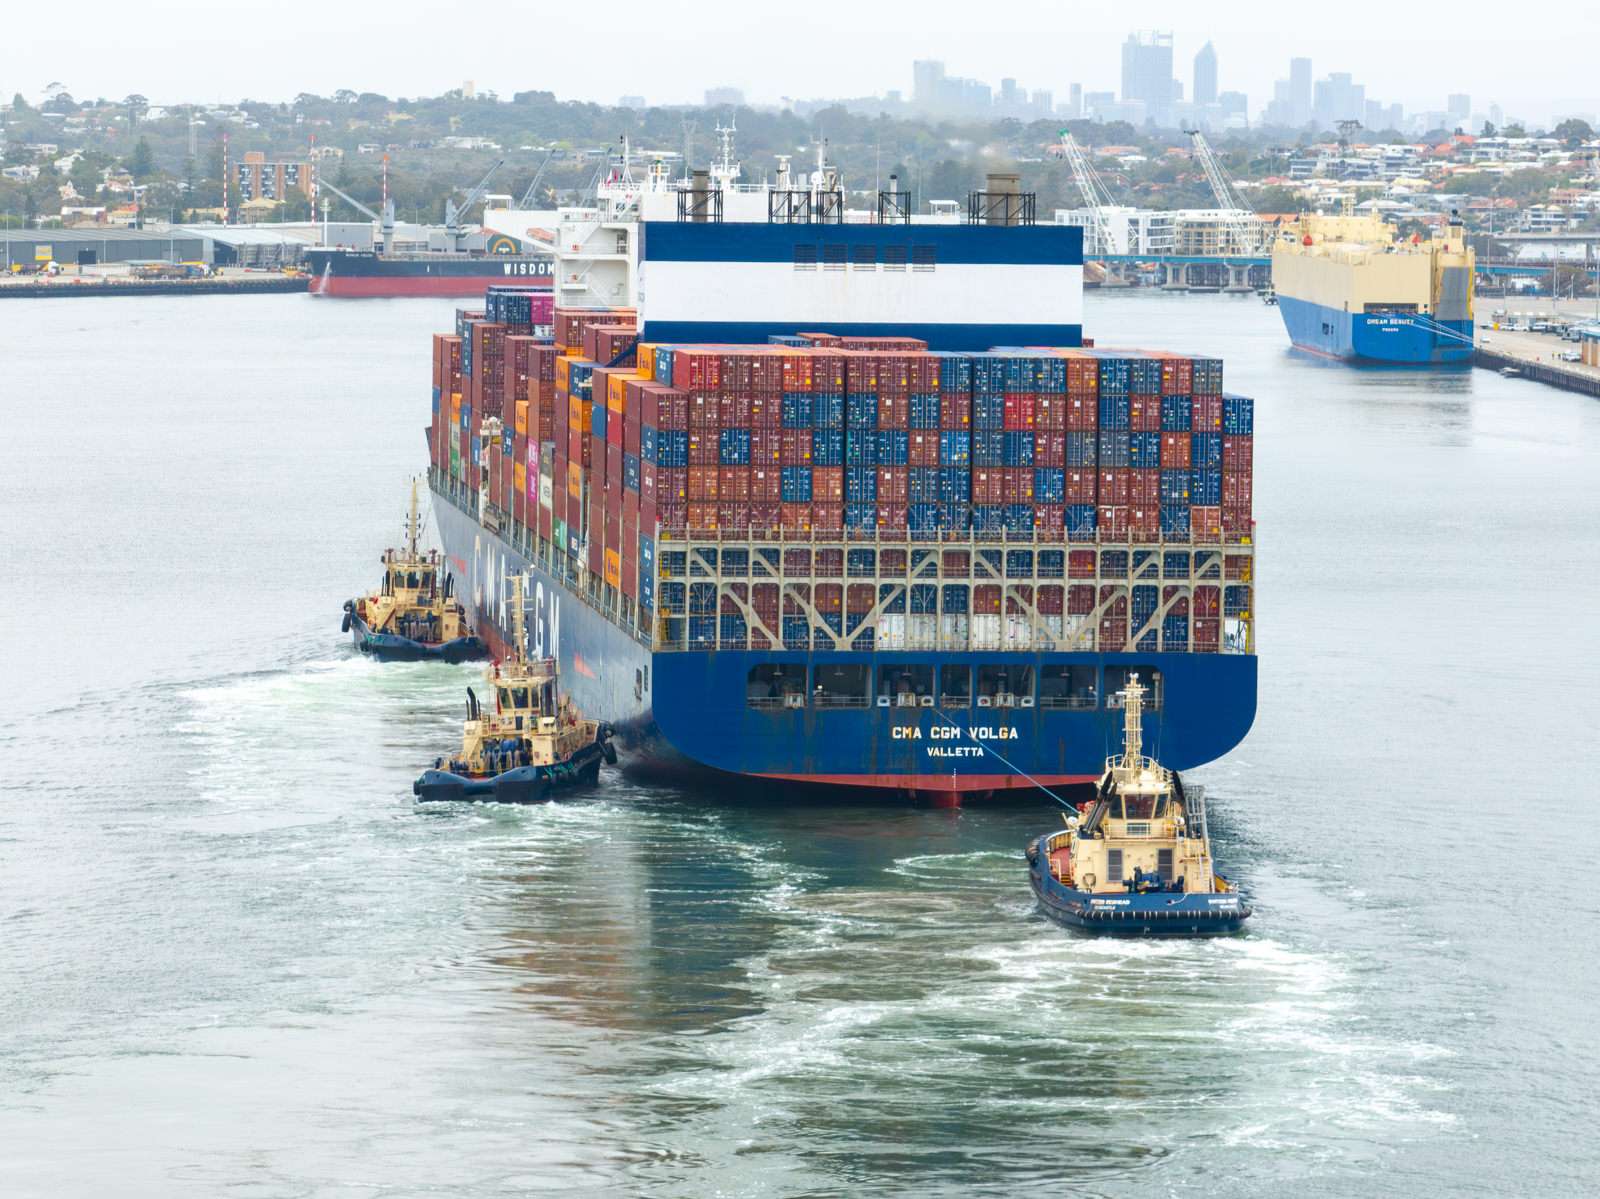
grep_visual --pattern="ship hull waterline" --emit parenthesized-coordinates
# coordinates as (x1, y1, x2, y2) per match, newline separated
(429, 484, 1258, 803)
(1277, 295, 1474, 364)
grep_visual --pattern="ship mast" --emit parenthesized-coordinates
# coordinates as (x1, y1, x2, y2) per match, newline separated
(1120, 674, 1145, 768)
(507, 572, 527, 665)
(406, 476, 422, 558)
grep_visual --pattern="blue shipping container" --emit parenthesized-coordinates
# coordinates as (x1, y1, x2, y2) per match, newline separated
(782, 394, 811, 428)
(641, 425, 658, 463)
(1004, 504, 1034, 532)
(939, 467, 971, 502)
(1192, 468, 1222, 506)
(1066, 504, 1097, 536)
(1222, 394, 1254, 435)
(658, 430, 688, 468)
(845, 466, 878, 502)
(909, 467, 941, 504)
(623, 453, 641, 492)
(972, 428, 1005, 466)
(813, 392, 845, 428)
(845, 432, 879, 466)
(1192, 431, 1222, 469)
(1097, 431, 1131, 468)
(847, 393, 879, 429)
(1034, 467, 1065, 504)
(719, 428, 751, 465)
(1001, 430, 1035, 466)
(909, 393, 941, 429)
(845, 502, 878, 529)
(1160, 469, 1192, 504)
(813, 427, 844, 466)
(1161, 395, 1192, 431)
(973, 393, 1006, 429)
(877, 429, 910, 466)
(972, 505, 1005, 533)
(1129, 431, 1162, 469)
(1099, 395, 1131, 431)
(781, 466, 813, 503)
(1160, 504, 1191, 535)
(939, 430, 971, 465)
(1065, 431, 1097, 467)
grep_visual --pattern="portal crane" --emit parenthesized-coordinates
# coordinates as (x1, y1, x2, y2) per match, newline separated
(1183, 128, 1259, 257)
(1057, 130, 1122, 255)
(446, 159, 505, 246)
(518, 150, 557, 208)
(317, 178, 395, 251)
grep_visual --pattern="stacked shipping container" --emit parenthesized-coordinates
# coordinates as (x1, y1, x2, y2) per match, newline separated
(428, 304, 1255, 651)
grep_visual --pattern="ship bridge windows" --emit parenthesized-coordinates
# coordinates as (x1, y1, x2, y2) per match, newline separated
(939, 665, 972, 708)
(877, 664, 933, 708)
(814, 663, 871, 708)
(977, 664, 1034, 708)
(1105, 666, 1163, 710)
(747, 664, 807, 709)
(1040, 664, 1098, 710)
(1364, 302, 1419, 314)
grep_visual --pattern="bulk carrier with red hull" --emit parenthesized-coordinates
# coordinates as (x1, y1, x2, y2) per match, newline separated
(305, 247, 554, 299)
(421, 149, 1258, 802)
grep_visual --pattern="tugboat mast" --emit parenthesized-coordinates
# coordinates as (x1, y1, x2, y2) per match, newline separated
(506, 572, 527, 665)
(405, 476, 423, 559)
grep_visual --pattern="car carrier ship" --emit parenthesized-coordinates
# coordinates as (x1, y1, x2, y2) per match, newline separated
(1270, 210, 1475, 363)
(421, 142, 1257, 802)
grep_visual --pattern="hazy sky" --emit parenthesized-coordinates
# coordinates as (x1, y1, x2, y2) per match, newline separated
(7, 1, 1599, 123)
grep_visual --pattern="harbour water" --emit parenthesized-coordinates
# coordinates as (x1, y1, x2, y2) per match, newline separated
(3, 293, 1598, 1196)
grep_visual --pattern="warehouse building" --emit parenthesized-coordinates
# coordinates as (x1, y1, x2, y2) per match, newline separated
(0, 227, 207, 268)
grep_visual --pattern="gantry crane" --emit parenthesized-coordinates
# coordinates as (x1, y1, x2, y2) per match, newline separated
(1057, 130, 1123, 255)
(1183, 128, 1260, 257)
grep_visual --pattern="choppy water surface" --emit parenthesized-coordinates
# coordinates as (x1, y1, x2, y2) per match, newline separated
(3, 293, 1597, 1197)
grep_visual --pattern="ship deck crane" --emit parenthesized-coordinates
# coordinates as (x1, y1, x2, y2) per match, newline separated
(317, 178, 395, 251)
(1057, 131, 1122, 256)
(518, 150, 557, 208)
(1183, 129, 1259, 259)
(446, 159, 505, 246)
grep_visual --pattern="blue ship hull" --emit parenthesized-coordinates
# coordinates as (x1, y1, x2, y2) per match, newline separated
(1277, 295, 1473, 364)
(429, 486, 1258, 798)
(1026, 837, 1250, 936)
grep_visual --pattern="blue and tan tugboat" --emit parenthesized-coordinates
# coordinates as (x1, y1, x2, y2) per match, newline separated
(1026, 675, 1250, 936)
(343, 479, 486, 662)
(414, 575, 616, 803)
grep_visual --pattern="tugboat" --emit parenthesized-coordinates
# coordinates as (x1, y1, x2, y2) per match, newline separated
(342, 479, 487, 662)
(414, 574, 616, 803)
(1026, 675, 1250, 936)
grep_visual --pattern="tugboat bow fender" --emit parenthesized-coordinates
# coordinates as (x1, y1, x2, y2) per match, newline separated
(597, 722, 618, 765)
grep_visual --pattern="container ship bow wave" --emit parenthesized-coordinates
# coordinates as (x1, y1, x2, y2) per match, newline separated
(1270, 210, 1474, 364)
(420, 143, 1258, 802)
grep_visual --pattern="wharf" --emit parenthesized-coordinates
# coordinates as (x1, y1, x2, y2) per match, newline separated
(0, 275, 304, 299)
(1475, 325, 1600, 398)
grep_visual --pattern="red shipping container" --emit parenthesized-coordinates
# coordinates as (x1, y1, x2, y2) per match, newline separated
(718, 501, 750, 530)
(1129, 506, 1160, 537)
(940, 394, 972, 430)
(672, 350, 721, 391)
(750, 393, 781, 428)
(1067, 583, 1095, 614)
(687, 502, 719, 531)
(688, 393, 719, 431)
(1130, 395, 1162, 433)
(688, 430, 719, 465)
(1064, 394, 1098, 432)
(1191, 395, 1222, 433)
(1002, 467, 1033, 505)
(1223, 471, 1253, 508)
(657, 503, 687, 532)
(780, 429, 813, 466)
(1035, 431, 1066, 467)
(1065, 469, 1096, 504)
(1160, 356, 1194, 395)
(592, 433, 606, 477)
(640, 460, 658, 506)
(1003, 393, 1036, 430)
(687, 466, 720, 501)
(1066, 357, 1098, 394)
(1193, 617, 1220, 651)
(1222, 434, 1253, 472)
(1034, 505, 1064, 535)
(606, 410, 623, 448)
(752, 466, 783, 503)
(877, 467, 909, 504)
(878, 394, 909, 430)
(781, 502, 812, 531)
(813, 466, 844, 503)
(661, 391, 688, 430)
(779, 355, 813, 393)
(749, 502, 781, 533)
(1033, 394, 1064, 431)
(812, 503, 843, 532)
(1160, 432, 1192, 469)
(607, 442, 623, 490)
(1129, 469, 1160, 507)
(878, 503, 909, 530)
(720, 393, 752, 427)
(1194, 585, 1221, 618)
(1190, 506, 1222, 542)
(909, 431, 940, 467)
(812, 352, 847, 392)
(1222, 506, 1251, 537)
(658, 467, 687, 505)
(750, 428, 781, 466)
(720, 467, 751, 501)
(972, 468, 1004, 505)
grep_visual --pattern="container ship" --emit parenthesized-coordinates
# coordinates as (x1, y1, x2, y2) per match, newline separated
(420, 148, 1257, 802)
(304, 246, 555, 299)
(1270, 211, 1474, 363)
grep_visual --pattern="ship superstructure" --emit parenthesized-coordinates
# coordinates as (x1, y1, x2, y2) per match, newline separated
(1270, 211, 1474, 363)
(427, 141, 1256, 802)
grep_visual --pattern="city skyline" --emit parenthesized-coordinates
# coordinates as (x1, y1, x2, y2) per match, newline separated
(4, 4, 1600, 127)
